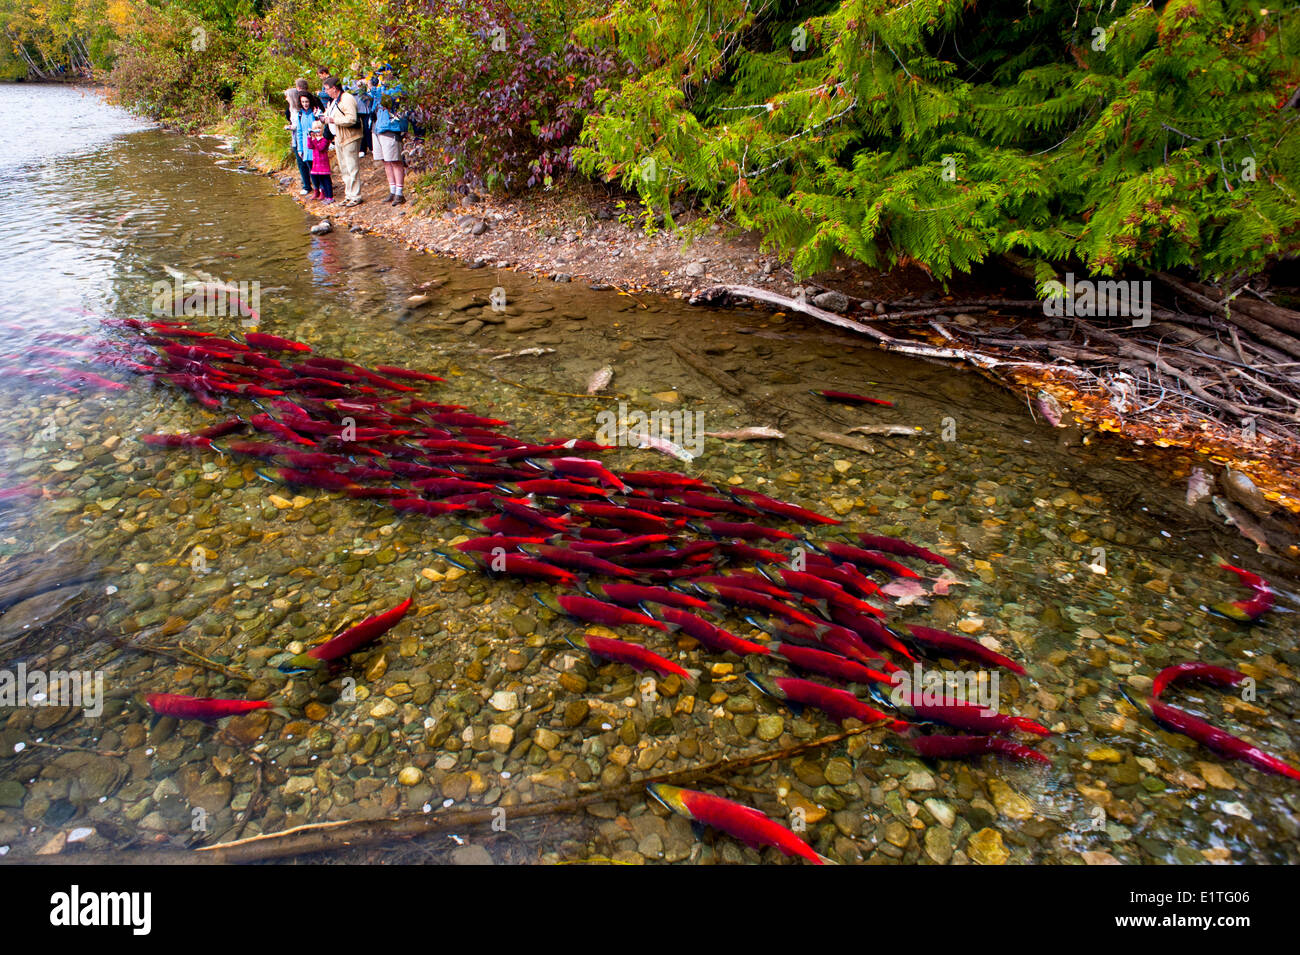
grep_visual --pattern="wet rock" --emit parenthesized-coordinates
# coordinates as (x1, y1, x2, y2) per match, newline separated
(904, 770, 936, 792)
(924, 798, 955, 828)
(1197, 762, 1238, 789)
(883, 821, 911, 848)
(488, 724, 514, 753)
(823, 759, 853, 787)
(924, 825, 953, 864)
(1081, 850, 1121, 865)
(967, 828, 1010, 865)
(398, 767, 423, 786)
(451, 845, 494, 865)
(812, 290, 849, 312)
(558, 671, 587, 694)
(563, 701, 589, 728)
(756, 715, 784, 741)
(988, 780, 1034, 820)
(0, 780, 25, 807)
(310, 220, 332, 235)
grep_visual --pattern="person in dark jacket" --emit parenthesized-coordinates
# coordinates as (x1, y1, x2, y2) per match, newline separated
(352, 77, 375, 157)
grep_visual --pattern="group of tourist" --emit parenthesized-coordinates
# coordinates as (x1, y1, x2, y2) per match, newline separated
(282, 65, 411, 208)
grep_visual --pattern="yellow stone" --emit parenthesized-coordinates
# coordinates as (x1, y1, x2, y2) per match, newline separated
(365, 656, 389, 681)
(268, 495, 292, 509)
(988, 779, 1034, 820)
(967, 828, 1009, 865)
(1086, 746, 1124, 763)
(931, 490, 950, 501)
(398, 766, 423, 786)
(652, 391, 679, 403)
(291, 495, 312, 509)
(421, 567, 445, 582)
(783, 790, 828, 824)
(1076, 783, 1111, 806)
(443, 566, 466, 581)
(1196, 761, 1239, 790)
(304, 702, 328, 721)
(956, 617, 983, 634)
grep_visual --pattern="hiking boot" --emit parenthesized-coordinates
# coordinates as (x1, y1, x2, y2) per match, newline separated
(392, 194, 406, 206)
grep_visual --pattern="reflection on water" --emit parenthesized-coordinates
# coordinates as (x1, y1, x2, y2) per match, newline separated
(0, 84, 1296, 865)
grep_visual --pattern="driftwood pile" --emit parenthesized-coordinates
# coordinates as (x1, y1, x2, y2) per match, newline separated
(691, 273, 1300, 465)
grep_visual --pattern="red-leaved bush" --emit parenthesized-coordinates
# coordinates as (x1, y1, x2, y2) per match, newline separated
(391, 0, 626, 191)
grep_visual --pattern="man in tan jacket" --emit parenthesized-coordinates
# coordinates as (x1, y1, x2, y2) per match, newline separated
(323, 77, 364, 205)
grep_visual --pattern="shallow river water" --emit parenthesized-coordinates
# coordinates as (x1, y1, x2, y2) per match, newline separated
(0, 85, 1296, 865)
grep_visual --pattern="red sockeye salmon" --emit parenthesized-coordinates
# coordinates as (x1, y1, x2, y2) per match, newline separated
(566, 632, 689, 681)
(145, 693, 270, 722)
(647, 783, 828, 864)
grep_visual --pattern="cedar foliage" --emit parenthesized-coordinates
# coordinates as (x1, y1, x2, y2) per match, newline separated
(574, 0, 1300, 285)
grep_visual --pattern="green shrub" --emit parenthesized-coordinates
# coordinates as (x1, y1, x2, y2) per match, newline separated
(576, 0, 1300, 285)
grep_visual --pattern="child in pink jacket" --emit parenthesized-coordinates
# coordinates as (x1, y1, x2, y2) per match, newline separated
(308, 121, 334, 202)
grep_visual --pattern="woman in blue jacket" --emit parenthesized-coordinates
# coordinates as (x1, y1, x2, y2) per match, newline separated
(371, 78, 410, 205)
(285, 91, 320, 195)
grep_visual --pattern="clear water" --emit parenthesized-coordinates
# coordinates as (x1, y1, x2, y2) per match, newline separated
(0, 84, 1295, 865)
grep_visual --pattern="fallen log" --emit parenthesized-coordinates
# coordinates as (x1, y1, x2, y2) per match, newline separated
(690, 285, 1060, 372)
(1156, 273, 1300, 360)
(0, 557, 100, 613)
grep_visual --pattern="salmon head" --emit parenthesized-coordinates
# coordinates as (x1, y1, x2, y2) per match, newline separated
(744, 671, 784, 702)
(646, 783, 694, 819)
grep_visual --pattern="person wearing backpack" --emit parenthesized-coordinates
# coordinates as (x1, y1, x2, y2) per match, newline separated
(322, 77, 364, 206)
(371, 74, 410, 205)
